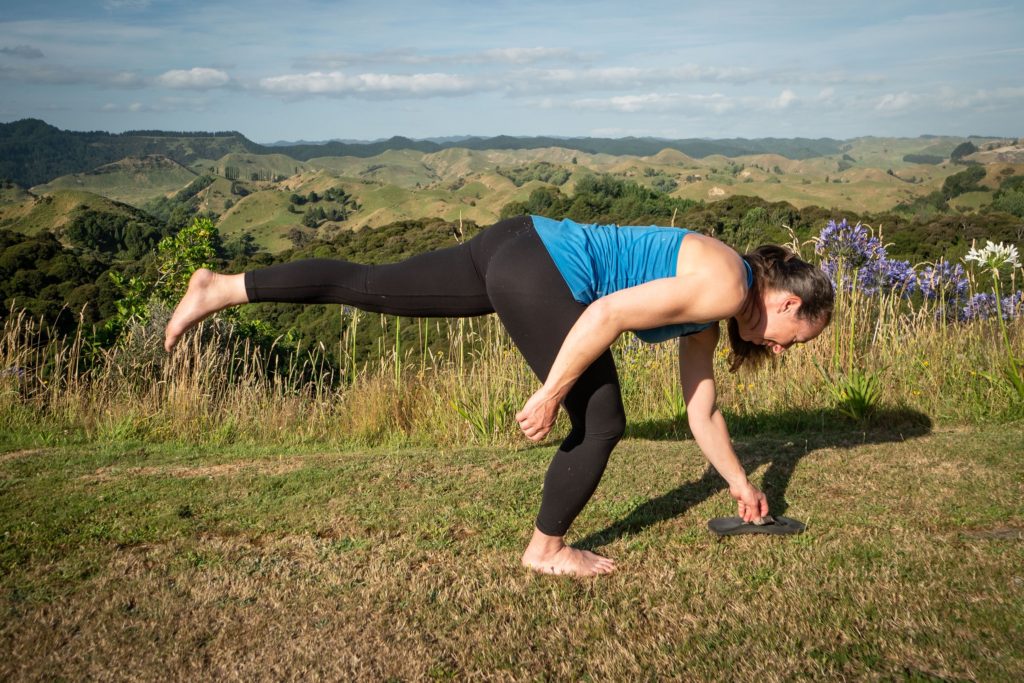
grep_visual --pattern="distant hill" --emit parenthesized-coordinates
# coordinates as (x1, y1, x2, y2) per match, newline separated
(270, 135, 846, 163)
(2, 119, 846, 187)
(0, 119, 260, 187)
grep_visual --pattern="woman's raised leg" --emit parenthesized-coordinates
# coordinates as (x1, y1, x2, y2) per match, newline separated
(162, 217, 536, 351)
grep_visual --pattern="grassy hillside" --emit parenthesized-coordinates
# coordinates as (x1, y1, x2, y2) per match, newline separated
(0, 189, 142, 236)
(0, 183, 31, 206)
(216, 189, 303, 252)
(33, 155, 198, 207)
(192, 153, 310, 182)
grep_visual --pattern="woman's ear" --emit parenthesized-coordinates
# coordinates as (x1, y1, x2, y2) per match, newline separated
(781, 294, 803, 314)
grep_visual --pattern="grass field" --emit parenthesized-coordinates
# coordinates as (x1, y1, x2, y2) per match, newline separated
(2, 424, 1022, 680)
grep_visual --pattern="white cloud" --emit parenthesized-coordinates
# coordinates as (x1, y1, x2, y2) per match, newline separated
(109, 71, 145, 88)
(665, 64, 760, 83)
(505, 64, 763, 95)
(936, 86, 1024, 110)
(0, 63, 147, 88)
(157, 67, 230, 90)
(814, 87, 837, 104)
(258, 71, 480, 97)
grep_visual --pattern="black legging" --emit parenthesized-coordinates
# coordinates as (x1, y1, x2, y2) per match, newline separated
(244, 215, 626, 536)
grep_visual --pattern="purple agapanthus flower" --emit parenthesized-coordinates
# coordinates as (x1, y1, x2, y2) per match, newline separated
(961, 293, 999, 321)
(815, 219, 918, 297)
(1001, 290, 1023, 320)
(918, 259, 970, 301)
(815, 219, 887, 269)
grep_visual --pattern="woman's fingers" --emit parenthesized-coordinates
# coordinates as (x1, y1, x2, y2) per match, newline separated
(517, 415, 550, 441)
(515, 392, 558, 441)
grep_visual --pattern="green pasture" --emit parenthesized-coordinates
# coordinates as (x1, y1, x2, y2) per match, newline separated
(2, 424, 1021, 679)
(32, 158, 198, 208)
(0, 189, 138, 235)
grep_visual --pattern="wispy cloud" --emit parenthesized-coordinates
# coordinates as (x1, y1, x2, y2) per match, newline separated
(101, 96, 209, 113)
(936, 85, 1024, 110)
(156, 67, 231, 90)
(562, 92, 736, 115)
(102, 0, 152, 10)
(293, 46, 585, 70)
(0, 63, 145, 87)
(259, 71, 481, 97)
(509, 64, 760, 94)
(0, 44, 44, 59)
(559, 88, 807, 115)
(875, 92, 918, 112)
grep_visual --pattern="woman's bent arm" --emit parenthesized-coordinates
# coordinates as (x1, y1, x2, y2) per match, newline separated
(516, 273, 742, 441)
(678, 326, 768, 521)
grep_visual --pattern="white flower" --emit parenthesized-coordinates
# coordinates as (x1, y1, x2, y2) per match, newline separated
(964, 240, 1021, 272)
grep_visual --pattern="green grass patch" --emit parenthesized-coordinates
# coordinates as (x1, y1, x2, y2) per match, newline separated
(2, 425, 1022, 679)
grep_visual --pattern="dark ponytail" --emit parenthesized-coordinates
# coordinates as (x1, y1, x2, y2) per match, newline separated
(726, 245, 835, 372)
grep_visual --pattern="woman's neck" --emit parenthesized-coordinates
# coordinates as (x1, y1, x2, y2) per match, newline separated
(735, 287, 762, 338)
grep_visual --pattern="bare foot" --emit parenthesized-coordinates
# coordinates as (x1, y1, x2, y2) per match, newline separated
(520, 527, 615, 577)
(521, 544, 616, 577)
(164, 269, 247, 352)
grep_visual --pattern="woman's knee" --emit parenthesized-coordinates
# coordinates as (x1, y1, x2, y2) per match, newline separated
(567, 388, 626, 442)
(590, 405, 626, 442)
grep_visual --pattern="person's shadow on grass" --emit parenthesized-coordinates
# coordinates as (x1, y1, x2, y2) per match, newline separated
(575, 406, 932, 550)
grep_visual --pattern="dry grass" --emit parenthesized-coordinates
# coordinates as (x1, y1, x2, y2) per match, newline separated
(2, 426, 1022, 680)
(2, 286, 1021, 455)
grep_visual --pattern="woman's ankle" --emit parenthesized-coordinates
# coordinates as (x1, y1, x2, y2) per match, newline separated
(524, 526, 566, 557)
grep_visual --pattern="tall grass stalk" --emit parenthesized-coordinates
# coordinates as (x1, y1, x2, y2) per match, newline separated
(2, 275, 1021, 449)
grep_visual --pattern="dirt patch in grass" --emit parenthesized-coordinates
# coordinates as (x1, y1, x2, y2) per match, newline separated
(0, 448, 50, 464)
(961, 526, 1024, 540)
(81, 458, 306, 482)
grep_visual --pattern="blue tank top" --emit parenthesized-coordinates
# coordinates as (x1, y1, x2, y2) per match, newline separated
(531, 215, 753, 344)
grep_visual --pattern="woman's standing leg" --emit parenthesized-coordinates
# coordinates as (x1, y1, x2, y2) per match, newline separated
(479, 223, 625, 576)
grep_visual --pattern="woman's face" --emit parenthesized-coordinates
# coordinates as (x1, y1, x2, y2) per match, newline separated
(744, 289, 828, 355)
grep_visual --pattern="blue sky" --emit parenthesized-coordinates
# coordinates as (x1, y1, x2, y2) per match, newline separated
(0, 0, 1021, 142)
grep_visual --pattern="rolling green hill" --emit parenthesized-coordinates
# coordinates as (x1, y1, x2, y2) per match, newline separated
(33, 155, 199, 207)
(4, 119, 1021, 255)
(0, 189, 144, 236)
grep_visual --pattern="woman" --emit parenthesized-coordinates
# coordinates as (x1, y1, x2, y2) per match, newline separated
(165, 214, 834, 577)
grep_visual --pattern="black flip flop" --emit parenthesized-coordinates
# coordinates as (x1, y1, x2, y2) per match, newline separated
(707, 515, 805, 536)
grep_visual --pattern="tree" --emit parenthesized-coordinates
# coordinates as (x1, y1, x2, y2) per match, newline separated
(950, 141, 978, 162)
(155, 216, 219, 303)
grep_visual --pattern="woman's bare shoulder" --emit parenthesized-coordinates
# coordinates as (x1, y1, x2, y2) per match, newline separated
(676, 232, 748, 290)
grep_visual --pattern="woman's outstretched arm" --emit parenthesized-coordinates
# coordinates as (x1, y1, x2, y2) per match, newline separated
(678, 325, 768, 522)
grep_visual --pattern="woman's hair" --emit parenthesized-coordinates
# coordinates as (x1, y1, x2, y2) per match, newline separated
(726, 244, 835, 372)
